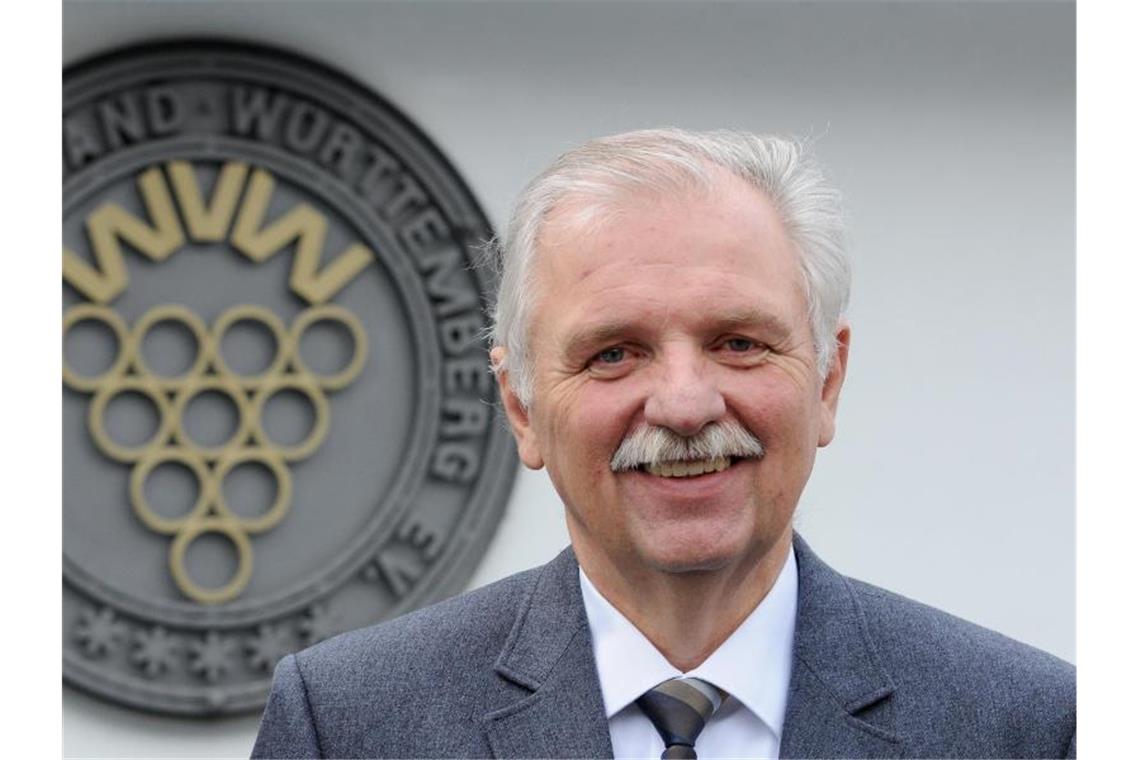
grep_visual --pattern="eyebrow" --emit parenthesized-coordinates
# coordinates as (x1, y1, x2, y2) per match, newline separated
(562, 320, 636, 360)
(714, 307, 795, 341)
(561, 306, 795, 359)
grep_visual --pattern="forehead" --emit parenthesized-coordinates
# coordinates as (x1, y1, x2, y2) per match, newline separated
(530, 173, 807, 336)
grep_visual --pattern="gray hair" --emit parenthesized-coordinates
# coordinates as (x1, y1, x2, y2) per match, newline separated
(488, 127, 850, 407)
(610, 419, 765, 472)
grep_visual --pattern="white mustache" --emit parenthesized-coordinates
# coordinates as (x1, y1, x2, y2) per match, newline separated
(609, 419, 764, 472)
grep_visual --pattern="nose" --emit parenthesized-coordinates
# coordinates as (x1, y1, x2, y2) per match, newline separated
(643, 345, 727, 437)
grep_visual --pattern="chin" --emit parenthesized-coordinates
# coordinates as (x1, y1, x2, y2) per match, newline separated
(651, 556, 735, 575)
(637, 530, 748, 575)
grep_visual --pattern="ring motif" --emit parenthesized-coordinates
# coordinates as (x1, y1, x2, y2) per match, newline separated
(64, 302, 368, 604)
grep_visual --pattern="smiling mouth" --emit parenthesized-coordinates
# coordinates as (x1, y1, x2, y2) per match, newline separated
(642, 456, 733, 478)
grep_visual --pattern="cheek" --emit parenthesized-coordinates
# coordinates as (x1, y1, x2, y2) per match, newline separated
(729, 376, 818, 447)
(568, 381, 644, 433)
(548, 383, 648, 481)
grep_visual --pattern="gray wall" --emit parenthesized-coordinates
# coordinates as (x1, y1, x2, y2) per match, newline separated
(63, 1, 1074, 756)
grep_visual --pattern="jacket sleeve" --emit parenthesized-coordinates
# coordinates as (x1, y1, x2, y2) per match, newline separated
(251, 654, 323, 759)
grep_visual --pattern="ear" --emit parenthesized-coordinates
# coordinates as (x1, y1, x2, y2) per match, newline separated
(817, 322, 850, 447)
(491, 347, 545, 470)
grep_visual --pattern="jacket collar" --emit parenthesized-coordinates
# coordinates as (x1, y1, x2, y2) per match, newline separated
(481, 547, 614, 759)
(481, 535, 905, 759)
(779, 533, 905, 758)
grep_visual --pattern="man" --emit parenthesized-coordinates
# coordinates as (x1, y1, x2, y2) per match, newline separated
(252, 129, 1075, 759)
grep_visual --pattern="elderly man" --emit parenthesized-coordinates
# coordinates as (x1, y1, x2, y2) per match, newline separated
(252, 129, 1075, 759)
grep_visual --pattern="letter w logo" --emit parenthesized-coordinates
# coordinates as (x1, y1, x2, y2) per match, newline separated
(231, 169, 373, 304)
(62, 162, 375, 305)
(63, 167, 184, 303)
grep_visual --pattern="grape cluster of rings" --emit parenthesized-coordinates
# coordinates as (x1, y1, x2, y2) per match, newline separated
(63, 302, 368, 604)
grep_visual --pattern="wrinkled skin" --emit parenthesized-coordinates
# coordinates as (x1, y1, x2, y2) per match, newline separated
(495, 172, 848, 655)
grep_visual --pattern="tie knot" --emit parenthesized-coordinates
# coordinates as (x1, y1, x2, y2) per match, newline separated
(636, 677, 728, 760)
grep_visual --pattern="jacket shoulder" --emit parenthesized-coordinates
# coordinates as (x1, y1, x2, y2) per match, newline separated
(265, 564, 544, 757)
(848, 577, 1074, 683)
(295, 563, 540, 691)
(847, 576, 1075, 756)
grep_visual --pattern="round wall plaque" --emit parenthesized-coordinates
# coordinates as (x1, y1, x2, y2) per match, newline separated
(62, 40, 516, 716)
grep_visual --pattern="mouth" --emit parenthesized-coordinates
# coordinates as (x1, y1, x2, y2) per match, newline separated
(640, 456, 736, 478)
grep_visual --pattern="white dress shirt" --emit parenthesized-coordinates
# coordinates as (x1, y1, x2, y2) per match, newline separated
(578, 549, 798, 760)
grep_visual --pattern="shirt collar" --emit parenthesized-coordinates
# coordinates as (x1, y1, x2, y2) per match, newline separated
(579, 547, 798, 738)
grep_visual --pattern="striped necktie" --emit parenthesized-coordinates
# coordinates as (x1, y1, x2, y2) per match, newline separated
(636, 676, 728, 759)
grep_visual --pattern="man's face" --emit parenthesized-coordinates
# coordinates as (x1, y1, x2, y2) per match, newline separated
(497, 172, 848, 582)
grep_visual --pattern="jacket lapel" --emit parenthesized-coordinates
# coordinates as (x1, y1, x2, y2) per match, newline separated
(779, 534, 905, 759)
(480, 536, 906, 758)
(481, 548, 614, 759)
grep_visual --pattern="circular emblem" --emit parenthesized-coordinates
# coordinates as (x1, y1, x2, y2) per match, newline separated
(63, 40, 516, 715)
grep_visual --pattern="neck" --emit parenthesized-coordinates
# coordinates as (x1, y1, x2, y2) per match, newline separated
(575, 527, 793, 672)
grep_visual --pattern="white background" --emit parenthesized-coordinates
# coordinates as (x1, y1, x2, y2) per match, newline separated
(62, 1, 1074, 756)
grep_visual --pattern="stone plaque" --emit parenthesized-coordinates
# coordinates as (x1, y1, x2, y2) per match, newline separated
(62, 40, 516, 715)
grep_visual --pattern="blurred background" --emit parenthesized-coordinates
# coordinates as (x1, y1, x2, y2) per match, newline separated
(63, 1, 1074, 756)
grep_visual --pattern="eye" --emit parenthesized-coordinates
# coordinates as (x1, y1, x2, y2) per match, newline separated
(595, 346, 626, 364)
(586, 345, 639, 377)
(714, 335, 770, 365)
(724, 337, 755, 352)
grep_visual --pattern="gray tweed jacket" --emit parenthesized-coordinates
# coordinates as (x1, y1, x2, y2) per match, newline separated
(251, 534, 1075, 758)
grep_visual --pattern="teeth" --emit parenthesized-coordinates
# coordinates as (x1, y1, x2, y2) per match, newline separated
(645, 456, 730, 478)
